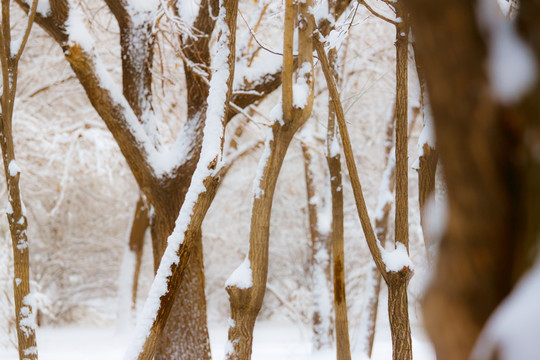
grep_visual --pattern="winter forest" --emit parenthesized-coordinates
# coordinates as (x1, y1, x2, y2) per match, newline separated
(0, 0, 538, 359)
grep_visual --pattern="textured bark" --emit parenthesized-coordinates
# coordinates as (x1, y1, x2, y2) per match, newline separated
(301, 143, 333, 351)
(225, 1, 314, 358)
(404, 1, 540, 358)
(389, 5, 413, 360)
(387, 271, 413, 360)
(0, 1, 40, 358)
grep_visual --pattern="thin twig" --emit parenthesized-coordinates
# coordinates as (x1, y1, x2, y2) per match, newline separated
(358, 0, 398, 25)
(14, 0, 39, 63)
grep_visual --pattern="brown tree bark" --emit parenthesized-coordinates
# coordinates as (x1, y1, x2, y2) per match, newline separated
(225, 1, 315, 358)
(389, 4, 413, 359)
(404, 1, 540, 358)
(317, 3, 352, 357)
(313, 16, 413, 359)
(326, 127, 351, 360)
(0, 1, 40, 359)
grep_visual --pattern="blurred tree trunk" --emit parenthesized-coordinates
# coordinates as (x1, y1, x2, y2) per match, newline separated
(404, 1, 540, 358)
(127, 195, 149, 311)
(413, 54, 438, 263)
(301, 141, 333, 351)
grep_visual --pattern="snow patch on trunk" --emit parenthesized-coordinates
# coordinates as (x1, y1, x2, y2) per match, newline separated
(225, 259, 253, 289)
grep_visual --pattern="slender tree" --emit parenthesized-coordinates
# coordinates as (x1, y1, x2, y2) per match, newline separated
(225, 0, 315, 357)
(0, 0, 40, 359)
(312, 11, 414, 358)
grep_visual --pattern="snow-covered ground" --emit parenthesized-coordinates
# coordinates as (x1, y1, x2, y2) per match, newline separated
(0, 320, 434, 359)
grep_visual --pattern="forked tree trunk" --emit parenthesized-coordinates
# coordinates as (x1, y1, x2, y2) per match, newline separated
(387, 4, 413, 359)
(225, 0, 314, 358)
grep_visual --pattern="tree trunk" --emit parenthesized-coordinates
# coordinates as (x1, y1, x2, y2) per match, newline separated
(0, 1, 40, 357)
(226, 0, 314, 357)
(327, 151, 350, 360)
(301, 142, 334, 351)
(150, 199, 211, 360)
(404, 1, 540, 358)
(323, 22, 351, 359)
(386, 5, 413, 360)
(387, 271, 413, 360)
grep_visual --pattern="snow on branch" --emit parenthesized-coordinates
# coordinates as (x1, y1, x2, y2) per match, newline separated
(124, 0, 239, 357)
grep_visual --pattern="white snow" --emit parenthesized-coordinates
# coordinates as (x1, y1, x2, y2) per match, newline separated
(380, 242, 413, 272)
(423, 194, 447, 250)
(417, 112, 435, 157)
(0, 321, 435, 359)
(293, 62, 313, 109)
(329, 136, 340, 157)
(477, 0, 537, 104)
(19, 294, 36, 337)
(126, 0, 159, 26)
(11, 38, 23, 58)
(472, 254, 540, 360)
(8, 160, 21, 177)
(253, 130, 274, 199)
(374, 151, 395, 222)
(234, 53, 282, 91)
(176, 0, 200, 27)
(116, 246, 137, 329)
(225, 258, 253, 289)
(22, 0, 51, 17)
(65, 7, 95, 52)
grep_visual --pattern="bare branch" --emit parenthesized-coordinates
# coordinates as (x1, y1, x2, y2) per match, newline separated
(358, 0, 398, 26)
